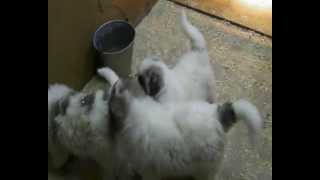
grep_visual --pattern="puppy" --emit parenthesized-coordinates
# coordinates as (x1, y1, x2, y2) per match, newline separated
(48, 81, 138, 180)
(137, 10, 216, 104)
(108, 78, 262, 180)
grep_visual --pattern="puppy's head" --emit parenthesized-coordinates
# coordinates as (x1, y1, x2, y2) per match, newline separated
(58, 89, 109, 133)
(53, 90, 111, 156)
(138, 57, 165, 98)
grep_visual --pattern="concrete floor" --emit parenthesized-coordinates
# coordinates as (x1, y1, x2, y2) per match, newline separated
(50, 0, 272, 179)
(130, 2, 272, 179)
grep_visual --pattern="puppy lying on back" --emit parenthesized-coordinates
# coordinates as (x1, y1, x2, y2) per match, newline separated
(48, 80, 138, 180)
(137, 10, 216, 104)
(107, 77, 263, 180)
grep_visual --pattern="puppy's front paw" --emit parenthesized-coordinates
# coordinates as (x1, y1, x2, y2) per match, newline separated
(97, 67, 112, 78)
(97, 67, 119, 85)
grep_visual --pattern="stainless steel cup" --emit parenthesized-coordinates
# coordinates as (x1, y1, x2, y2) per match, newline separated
(93, 20, 135, 77)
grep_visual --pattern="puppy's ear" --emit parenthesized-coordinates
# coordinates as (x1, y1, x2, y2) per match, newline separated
(58, 96, 70, 115)
(138, 74, 149, 95)
(138, 66, 164, 97)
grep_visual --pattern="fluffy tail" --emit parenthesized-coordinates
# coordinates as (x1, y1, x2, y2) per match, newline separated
(97, 67, 120, 86)
(180, 9, 206, 51)
(218, 99, 263, 143)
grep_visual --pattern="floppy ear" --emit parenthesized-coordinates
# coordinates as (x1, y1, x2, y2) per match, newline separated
(138, 74, 149, 95)
(138, 66, 164, 97)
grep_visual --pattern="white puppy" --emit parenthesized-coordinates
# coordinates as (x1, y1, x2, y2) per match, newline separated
(48, 80, 138, 180)
(108, 78, 263, 180)
(137, 10, 216, 103)
(55, 89, 119, 179)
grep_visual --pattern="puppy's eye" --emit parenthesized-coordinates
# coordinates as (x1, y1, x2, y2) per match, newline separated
(80, 94, 95, 107)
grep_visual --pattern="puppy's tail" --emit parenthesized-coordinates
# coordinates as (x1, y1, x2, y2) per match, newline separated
(218, 99, 263, 143)
(97, 67, 120, 86)
(180, 9, 206, 51)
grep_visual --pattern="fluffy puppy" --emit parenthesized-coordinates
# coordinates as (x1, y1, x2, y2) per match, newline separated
(137, 10, 216, 104)
(48, 80, 138, 180)
(107, 78, 262, 180)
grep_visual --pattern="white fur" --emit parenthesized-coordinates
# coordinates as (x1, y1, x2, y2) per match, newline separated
(113, 88, 224, 179)
(48, 84, 73, 112)
(54, 90, 116, 179)
(232, 99, 263, 144)
(111, 80, 263, 180)
(51, 88, 135, 180)
(98, 67, 120, 85)
(138, 10, 216, 103)
(180, 9, 206, 51)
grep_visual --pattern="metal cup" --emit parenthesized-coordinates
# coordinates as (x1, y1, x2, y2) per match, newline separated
(93, 20, 135, 77)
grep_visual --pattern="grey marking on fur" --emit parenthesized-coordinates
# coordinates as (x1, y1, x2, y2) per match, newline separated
(103, 87, 110, 101)
(108, 78, 144, 140)
(49, 102, 60, 143)
(108, 83, 128, 141)
(49, 91, 75, 142)
(138, 65, 164, 98)
(218, 102, 237, 132)
(59, 97, 70, 115)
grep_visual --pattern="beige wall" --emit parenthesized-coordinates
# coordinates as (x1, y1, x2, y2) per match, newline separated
(48, 0, 157, 90)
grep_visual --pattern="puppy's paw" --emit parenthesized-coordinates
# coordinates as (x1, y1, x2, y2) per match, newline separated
(97, 67, 111, 78)
(97, 67, 119, 85)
